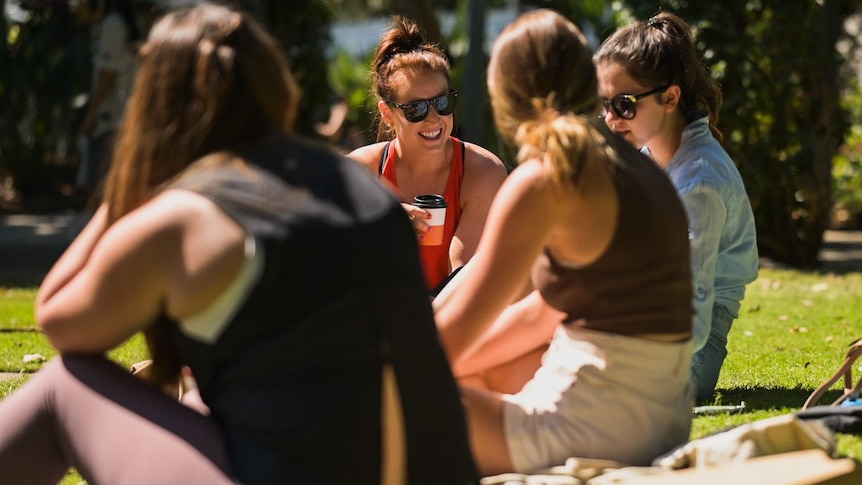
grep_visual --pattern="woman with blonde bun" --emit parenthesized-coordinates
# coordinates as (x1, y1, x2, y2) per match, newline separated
(435, 9, 695, 475)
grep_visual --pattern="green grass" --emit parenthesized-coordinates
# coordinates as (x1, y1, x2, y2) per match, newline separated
(0, 288, 38, 329)
(1, 268, 862, 481)
(0, 287, 149, 373)
(691, 267, 862, 459)
(0, 287, 149, 484)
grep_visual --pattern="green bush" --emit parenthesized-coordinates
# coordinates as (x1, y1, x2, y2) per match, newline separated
(833, 83, 862, 228)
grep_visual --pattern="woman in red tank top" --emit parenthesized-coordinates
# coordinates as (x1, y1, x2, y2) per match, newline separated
(347, 16, 507, 292)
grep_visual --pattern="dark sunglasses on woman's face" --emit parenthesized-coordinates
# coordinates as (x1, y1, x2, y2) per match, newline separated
(600, 84, 670, 120)
(387, 90, 458, 123)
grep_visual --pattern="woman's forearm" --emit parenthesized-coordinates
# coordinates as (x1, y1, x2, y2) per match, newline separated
(450, 290, 560, 377)
(37, 205, 109, 308)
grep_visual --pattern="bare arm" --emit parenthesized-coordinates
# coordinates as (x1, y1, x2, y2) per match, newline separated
(449, 144, 508, 269)
(435, 160, 561, 362)
(346, 143, 386, 177)
(37, 204, 109, 307)
(37, 191, 245, 354)
(450, 290, 562, 377)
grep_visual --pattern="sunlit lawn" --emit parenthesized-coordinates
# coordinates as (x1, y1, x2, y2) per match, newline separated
(695, 267, 862, 459)
(0, 287, 148, 484)
(1, 267, 862, 483)
(0, 287, 148, 373)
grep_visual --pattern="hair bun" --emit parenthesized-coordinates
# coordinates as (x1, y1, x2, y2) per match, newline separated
(647, 17, 665, 28)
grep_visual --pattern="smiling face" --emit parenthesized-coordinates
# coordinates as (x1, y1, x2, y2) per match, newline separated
(379, 70, 453, 154)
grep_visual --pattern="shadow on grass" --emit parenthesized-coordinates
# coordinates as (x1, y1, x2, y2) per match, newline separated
(759, 229, 862, 276)
(709, 386, 843, 411)
(762, 257, 862, 277)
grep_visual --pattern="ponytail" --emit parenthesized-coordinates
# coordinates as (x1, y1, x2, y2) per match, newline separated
(488, 9, 605, 189)
(514, 99, 605, 189)
(648, 12, 723, 141)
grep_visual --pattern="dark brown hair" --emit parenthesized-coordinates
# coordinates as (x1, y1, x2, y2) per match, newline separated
(370, 16, 450, 141)
(593, 11, 723, 141)
(102, 3, 299, 386)
(105, 3, 298, 225)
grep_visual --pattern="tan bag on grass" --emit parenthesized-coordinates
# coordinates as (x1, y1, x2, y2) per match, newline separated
(653, 414, 835, 470)
(481, 415, 837, 484)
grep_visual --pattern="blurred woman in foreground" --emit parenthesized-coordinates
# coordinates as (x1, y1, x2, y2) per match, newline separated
(0, 4, 477, 484)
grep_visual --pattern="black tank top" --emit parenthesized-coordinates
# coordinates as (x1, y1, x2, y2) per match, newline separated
(166, 134, 478, 484)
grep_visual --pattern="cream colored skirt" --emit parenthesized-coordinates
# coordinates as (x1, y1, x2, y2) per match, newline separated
(502, 325, 694, 473)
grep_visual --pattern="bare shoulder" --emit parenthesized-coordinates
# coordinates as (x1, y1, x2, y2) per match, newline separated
(346, 142, 388, 175)
(125, 189, 247, 319)
(505, 158, 553, 189)
(119, 190, 243, 249)
(499, 159, 565, 208)
(157, 189, 244, 235)
(147, 189, 219, 224)
(105, 191, 193, 242)
(462, 141, 507, 174)
(461, 141, 508, 198)
(142, 190, 246, 274)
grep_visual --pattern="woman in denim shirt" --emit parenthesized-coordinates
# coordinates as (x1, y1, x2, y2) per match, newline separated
(594, 11, 759, 402)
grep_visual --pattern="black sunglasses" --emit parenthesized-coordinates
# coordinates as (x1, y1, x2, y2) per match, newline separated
(601, 84, 670, 120)
(387, 90, 458, 123)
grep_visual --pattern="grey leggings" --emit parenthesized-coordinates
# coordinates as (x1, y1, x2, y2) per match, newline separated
(0, 355, 234, 484)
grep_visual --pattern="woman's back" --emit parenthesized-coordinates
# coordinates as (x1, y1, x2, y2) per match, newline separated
(534, 126, 693, 336)
(0, 5, 475, 484)
(166, 134, 477, 484)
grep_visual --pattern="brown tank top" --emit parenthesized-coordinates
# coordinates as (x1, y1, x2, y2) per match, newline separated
(532, 131, 693, 336)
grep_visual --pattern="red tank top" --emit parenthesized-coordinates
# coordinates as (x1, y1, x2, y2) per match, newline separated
(379, 137, 464, 290)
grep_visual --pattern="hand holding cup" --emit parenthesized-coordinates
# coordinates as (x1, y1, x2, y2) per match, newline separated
(412, 194, 447, 246)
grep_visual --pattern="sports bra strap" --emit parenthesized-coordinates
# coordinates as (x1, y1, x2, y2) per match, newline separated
(378, 141, 392, 176)
(378, 138, 465, 177)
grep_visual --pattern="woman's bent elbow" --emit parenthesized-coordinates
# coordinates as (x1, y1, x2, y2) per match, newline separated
(37, 311, 95, 354)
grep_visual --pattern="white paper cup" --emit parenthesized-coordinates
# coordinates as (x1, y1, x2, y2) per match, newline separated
(413, 194, 447, 246)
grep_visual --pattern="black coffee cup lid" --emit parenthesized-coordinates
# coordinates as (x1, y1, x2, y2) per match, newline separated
(413, 194, 446, 208)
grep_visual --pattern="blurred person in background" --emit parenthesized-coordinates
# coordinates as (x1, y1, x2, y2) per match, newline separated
(75, 0, 142, 204)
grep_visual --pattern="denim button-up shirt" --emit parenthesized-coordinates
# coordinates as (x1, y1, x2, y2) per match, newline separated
(658, 116, 759, 351)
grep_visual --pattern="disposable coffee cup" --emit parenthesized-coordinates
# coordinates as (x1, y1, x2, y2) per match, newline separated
(413, 194, 447, 246)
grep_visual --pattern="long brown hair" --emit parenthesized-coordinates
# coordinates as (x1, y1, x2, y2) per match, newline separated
(102, 3, 299, 386)
(593, 11, 723, 141)
(370, 16, 450, 141)
(488, 9, 605, 189)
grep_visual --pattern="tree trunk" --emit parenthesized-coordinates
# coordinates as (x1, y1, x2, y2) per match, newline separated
(798, 0, 845, 265)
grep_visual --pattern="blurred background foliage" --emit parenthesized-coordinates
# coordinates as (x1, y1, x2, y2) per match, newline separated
(3, 0, 862, 268)
(633, 1, 853, 267)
